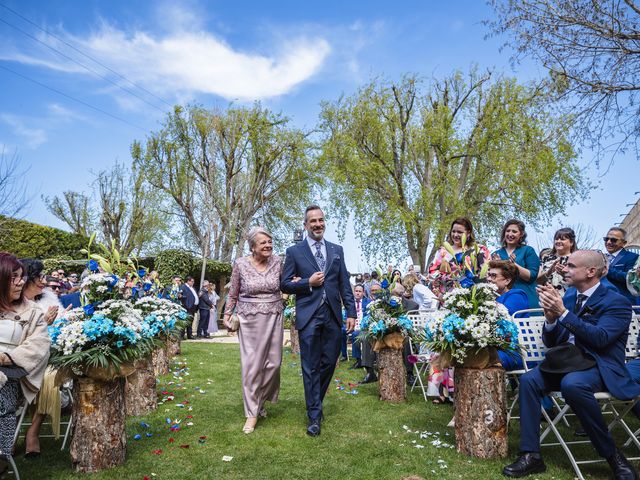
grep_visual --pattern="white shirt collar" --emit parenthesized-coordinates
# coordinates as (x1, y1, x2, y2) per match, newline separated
(610, 249, 621, 258)
(577, 282, 600, 299)
(306, 236, 324, 248)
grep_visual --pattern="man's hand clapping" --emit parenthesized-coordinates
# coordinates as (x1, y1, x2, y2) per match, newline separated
(536, 283, 566, 323)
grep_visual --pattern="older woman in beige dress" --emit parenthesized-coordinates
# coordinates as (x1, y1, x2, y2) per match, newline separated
(223, 227, 284, 434)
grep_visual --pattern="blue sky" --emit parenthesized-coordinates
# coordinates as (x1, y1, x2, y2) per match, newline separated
(0, 0, 637, 272)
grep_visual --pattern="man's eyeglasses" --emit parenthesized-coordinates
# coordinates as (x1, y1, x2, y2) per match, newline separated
(603, 237, 621, 243)
(48, 285, 61, 291)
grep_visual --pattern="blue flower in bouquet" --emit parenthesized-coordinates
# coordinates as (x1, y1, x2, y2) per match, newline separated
(423, 324, 434, 342)
(397, 315, 412, 331)
(442, 313, 465, 342)
(460, 276, 475, 288)
(389, 298, 399, 308)
(138, 268, 146, 278)
(116, 340, 124, 348)
(88, 259, 99, 272)
(496, 318, 519, 347)
(360, 315, 370, 331)
(83, 303, 95, 316)
(143, 282, 152, 292)
(177, 311, 187, 320)
(108, 275, 118, 288)
(381, 279, 389, 289)
(370, 320, 386, 336)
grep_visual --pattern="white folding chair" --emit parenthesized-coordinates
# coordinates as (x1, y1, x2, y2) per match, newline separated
(1, 397, 30, 480)
(538, 313, 640, 480)
(406, 309, 436, 401)
(16, 384, 74, 451)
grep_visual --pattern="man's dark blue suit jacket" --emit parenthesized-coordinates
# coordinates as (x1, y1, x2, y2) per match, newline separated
(607, 248, 639, 301)
(281, 239, 356, 330)
(543, 284, 639, 400)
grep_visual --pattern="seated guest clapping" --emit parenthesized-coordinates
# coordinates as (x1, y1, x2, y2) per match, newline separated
(0, 253, 50, 473)
(487, 260, 528, 371)
(503, 250, 639, 479)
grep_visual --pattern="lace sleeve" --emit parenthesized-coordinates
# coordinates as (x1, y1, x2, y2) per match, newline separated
(224, 260, 241, 315)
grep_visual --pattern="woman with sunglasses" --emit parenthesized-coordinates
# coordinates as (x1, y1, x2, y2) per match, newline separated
(0, 253, 50, 473)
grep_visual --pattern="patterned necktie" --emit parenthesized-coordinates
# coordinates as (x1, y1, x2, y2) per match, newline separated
(574, 294, 587, 313)
(607, 253, 615, 264)
(314, 241, 325, 271)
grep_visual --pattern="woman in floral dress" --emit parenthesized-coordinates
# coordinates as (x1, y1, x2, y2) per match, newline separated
(223, 227, 284, 434)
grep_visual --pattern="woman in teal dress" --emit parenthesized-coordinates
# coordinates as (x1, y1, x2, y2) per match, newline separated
(492, 219, 540, 308)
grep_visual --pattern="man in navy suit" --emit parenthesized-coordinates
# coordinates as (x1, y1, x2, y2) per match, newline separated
(180, 276, 199, 340)
(503, 250, 639, 479)
(604, 227, 639, 302)
(281, 205, 356, 437)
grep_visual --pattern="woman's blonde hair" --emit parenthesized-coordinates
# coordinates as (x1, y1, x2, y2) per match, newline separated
(247, 226, 273, 252)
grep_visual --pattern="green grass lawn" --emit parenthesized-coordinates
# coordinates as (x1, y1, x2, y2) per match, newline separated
(13, 342, 640, 479)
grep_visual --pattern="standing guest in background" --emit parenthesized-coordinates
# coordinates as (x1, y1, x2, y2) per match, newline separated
(602, 227, 639, 302)
(362, 272, 372, 299)
(206, 283, 221, 336)
(197, 280, 213, 339)
(281, 205, 356, 437)
(45, 277, 62, 297)
(430, 217, 490, 290)
(224, 227, 284, 434)
(0, 253, 50, 474)
(180, 276, 199, 340)
(537, 228, 577, 296)
(493, 219, 541, 308)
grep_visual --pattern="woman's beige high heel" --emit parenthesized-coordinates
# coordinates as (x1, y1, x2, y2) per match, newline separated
(242, 417, 257, 434)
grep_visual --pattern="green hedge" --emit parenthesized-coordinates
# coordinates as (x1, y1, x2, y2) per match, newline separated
(147, 249, 232, 286)
(0, 215, 89, 259)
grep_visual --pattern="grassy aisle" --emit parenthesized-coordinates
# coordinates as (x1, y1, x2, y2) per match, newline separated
(16, 342, 636, 479)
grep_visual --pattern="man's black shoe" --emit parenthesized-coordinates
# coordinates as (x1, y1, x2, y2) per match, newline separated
(607, 450, 639, 480)
(187, 335, 195, 340)
(407, 374, 416, 385)
(502, 452, 546, 477)
(360, 372, 378, 384)
(306, 419, 321, 437)
(348, 361, 362, 370)
(340, 356, 348, 362)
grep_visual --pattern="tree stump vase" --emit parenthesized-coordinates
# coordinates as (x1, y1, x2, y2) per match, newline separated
(152, 343, 170, 376)
(71, 376, 126, 473)
(289, 324, 300, 355)
(454, 366, 508, 459)
(125, 356, 157, 416)
(167, 336, 181, 357)
(377, 346, 406, 403)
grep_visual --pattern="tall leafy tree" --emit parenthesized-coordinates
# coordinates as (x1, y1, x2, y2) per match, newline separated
(487, 0, 640, 159)
(133, 104, 316, 261)
(319, 71, 588, 271)
(44, 161, 167, 256)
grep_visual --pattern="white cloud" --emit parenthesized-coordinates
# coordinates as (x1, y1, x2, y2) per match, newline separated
(3, 19, 331, 102)
(0, 114, 47, 149)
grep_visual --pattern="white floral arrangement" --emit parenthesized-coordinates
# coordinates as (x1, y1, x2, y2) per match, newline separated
(421, 283, 519, 363)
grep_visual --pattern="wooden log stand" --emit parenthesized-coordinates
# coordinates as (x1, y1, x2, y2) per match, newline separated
(71, 376, 126, 473)
(454, 366, 508, 459)
(167, 335, 181, 357)
(152, 343, 170, 376)
(377, 347, 406, 403)
(289, 324, 300, 355)
(125, 356, 157, 416)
